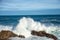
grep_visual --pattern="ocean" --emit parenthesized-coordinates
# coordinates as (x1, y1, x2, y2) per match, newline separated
(0, 15, 60, 40)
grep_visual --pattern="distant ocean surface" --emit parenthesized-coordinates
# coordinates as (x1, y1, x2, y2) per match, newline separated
(0, 15, 60, 40)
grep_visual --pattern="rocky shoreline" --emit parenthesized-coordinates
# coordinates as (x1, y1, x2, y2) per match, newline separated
(31, 30, 58, 40)
(0, 30, 25, 40)
(0, 30, 58, 40)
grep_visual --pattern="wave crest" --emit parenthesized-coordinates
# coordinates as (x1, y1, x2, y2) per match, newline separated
(14, 17, 60, 38)
(0, 17, 60, 40)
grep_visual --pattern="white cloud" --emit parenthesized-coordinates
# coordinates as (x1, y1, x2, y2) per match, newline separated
(0, 0, 60, 10)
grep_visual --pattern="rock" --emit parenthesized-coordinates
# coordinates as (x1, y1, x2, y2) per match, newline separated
(0, 30, 25, 40)
(31, 30, 58, 40)
(31, 30, 46, 36)
(45, 33, 58, 40)
(18, 35, 25, 38)
(0, 39, 8, 40)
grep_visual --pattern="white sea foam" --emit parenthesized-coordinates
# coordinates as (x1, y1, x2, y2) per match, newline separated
(14, 17, 47, 38)
(0, 25, 12, 31)
(9, 36, 53, 40)
(0, 17, 60, 40)
(13, 17, 60, 38)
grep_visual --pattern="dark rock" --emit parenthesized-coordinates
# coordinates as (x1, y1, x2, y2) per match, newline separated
(18, 35, 25, 38)
(45, 33, 58, 40)
(31, 30, 58, 40)
(0, 30, 25, 40)
(0, 38, 9, 40)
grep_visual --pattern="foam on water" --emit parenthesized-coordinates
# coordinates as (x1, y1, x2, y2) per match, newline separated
(0, 17, 60, 40)
(0, 25, 12, 31)
(14, 17, 60, 37)
(9, 36, 53, 40)
(13, 17, 47, 38)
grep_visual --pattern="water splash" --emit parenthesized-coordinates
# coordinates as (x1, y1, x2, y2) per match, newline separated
(14, 17, 60, 38)
(0, 17, 60, 40)
(0, 25, 12, 31)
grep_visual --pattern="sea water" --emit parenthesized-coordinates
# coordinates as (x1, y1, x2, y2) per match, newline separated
(0, 15, 60, 40)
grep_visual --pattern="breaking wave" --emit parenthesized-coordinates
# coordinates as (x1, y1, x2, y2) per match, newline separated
(0, 25, 13, 31)
(0, 17, 60, 40)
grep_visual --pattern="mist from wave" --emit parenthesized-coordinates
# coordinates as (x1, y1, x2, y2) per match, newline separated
(0, 17, 60, 40)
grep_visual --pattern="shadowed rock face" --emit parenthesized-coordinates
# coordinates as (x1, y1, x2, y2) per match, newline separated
(31, 30, 58, 40)
(0, 30, 58, 40)
(19, 35, 25, 38)
(0, 30, 25, 40)
(0, 39, 8, 40)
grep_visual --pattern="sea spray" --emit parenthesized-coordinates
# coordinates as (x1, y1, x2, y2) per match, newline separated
(13, 17, 60, 38)
(14, 17, 46, 38)
(9, 36, 53, 40)
(0, 17, 60, 40)
(0, 25, 13, 31)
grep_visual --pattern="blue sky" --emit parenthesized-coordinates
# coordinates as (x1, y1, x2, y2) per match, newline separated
(0, 0, 60, 15)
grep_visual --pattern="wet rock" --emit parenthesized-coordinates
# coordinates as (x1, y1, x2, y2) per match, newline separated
(18, 35, 25, 38)
(31, 30, 58, 40)
(45, 33, 58, 40)
(0, 30, 25, 40)
(0, 39, 9, 40)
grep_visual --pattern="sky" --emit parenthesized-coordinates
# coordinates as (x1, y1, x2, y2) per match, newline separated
(0, 0, 60, 15)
